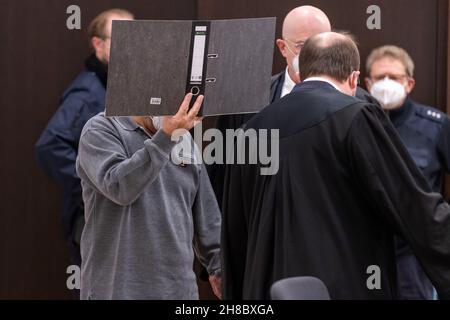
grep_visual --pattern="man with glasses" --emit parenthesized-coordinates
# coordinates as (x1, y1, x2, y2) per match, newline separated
(35, 9, 134, 269)
(208, 6, 378, 210)
(222, 31, 450, 300)
(365, 45, 450, 300)
(274, 6, 331, 94)
(208, 6, 332, 208)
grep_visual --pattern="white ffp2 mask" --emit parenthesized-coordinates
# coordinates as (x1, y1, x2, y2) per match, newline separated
(151, 116, 164, 131)
(292, 54, 300, 74)
(370, 77, 407, 110)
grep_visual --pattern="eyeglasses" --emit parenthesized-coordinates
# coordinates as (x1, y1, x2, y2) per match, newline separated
(97, 35, 111, 41)
(370, 74, 409, 83)
(284, 38, 305, 54)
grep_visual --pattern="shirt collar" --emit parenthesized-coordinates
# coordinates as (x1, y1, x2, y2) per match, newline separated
(281, 67, 297, 97)
(85, 54, 108, 88)
(388, 97, 414, 127)
(303, 77, 343, 92)
(113, 116, 140, 131)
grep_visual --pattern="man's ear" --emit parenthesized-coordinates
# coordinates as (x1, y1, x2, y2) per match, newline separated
(405, 77, 416, 94)
(275, 39, 287, 58)
(350, 71, 360, 89)
(91, 36, 103, 53)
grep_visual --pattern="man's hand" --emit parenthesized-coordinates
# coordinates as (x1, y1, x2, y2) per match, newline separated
(209, 274, 222, 300)
(161, 93, 204, 136)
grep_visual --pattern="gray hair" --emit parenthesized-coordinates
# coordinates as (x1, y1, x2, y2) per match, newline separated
(366, 45, 415, 77)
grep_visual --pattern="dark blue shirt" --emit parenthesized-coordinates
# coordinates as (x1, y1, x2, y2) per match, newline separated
(35, 56, 106, 249)
(389, 97, 450, 192)
(389, 97, 450, 300)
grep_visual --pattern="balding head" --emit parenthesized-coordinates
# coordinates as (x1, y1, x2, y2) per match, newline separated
(299, 32, 361, 96)
(276, 6, 331, 84)
(282, 6, 331, 40)
(306, 31, 356, 51)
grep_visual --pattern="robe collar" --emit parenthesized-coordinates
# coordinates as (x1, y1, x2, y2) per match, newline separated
(292, 80, 337, 93)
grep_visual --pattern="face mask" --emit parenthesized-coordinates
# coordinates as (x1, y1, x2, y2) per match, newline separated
(292, 54, 300, 74)
(285, 40, 300, 75)
(151, 116, 163, 131)
(370, 77, 407, 110)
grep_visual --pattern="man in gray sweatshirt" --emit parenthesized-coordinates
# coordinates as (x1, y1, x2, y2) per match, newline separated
(76, 94, 221, 299)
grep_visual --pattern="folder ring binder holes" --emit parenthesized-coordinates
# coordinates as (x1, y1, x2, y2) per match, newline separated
(191, 86, 200, 95)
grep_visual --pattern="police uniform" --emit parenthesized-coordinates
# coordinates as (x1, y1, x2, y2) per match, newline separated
(388, 96, 450, 299)
(35, 54, 107, 266)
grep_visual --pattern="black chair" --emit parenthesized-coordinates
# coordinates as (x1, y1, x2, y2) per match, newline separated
(270, 276, 331, 300)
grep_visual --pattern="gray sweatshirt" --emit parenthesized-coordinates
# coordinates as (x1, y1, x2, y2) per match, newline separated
(75, 113, 221, 300)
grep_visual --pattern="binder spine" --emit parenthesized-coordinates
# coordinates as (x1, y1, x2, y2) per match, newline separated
(186, 21, 211, 111)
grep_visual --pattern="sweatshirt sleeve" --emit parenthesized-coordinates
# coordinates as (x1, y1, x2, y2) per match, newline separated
(76, 118, 176, 206)
(192, 163, 222, 275)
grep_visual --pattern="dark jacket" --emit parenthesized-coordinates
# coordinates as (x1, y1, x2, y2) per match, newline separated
(208, 71, 376, 207)
(389, 97, 450, 192)
(207, 72, 285, 208)
(213, 72, 285, 131)
(35, 55, 107, 261)
(222, 81, 450, 299)
(388, 97, 450, 299)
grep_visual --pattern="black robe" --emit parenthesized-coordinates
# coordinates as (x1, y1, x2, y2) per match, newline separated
(208, 71, 377, 209)
(222, 81, 450, 300)
(206, 72, 284, 206)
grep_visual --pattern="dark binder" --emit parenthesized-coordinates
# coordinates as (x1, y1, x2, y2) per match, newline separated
(105, 18, 276, 116)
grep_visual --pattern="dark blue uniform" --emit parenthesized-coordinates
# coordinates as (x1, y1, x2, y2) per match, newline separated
(389, 97, 450, 299)
(35, 55, 107, 265)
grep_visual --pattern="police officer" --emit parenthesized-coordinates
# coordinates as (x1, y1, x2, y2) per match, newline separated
(35, 9, 133, 267)
(365, 45, 450, 300)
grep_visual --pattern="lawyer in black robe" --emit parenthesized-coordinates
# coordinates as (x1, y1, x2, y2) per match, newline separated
(222, 80, 450, 299)
(208, 68, 378, 209)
